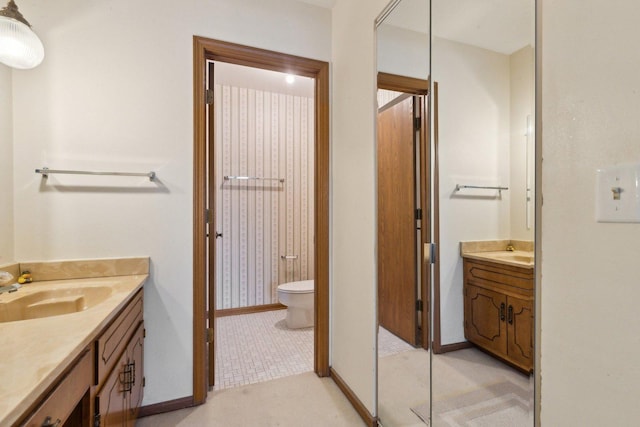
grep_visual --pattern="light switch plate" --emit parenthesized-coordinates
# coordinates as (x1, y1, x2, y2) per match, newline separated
(596, 164, 640, 223)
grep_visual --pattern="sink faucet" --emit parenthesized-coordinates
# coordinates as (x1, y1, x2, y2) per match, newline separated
(0, 282, 21, 295)
(505, 243, 515, 252)
(0, 271, 21, 295)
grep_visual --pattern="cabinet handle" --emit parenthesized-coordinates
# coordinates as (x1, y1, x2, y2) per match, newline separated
(120, 362, 135, 393)
(41, 416, 61, 427)
(500, 302, 505, 321)
(508, 305, 514, 325)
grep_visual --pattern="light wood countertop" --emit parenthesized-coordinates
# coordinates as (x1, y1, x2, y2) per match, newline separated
(461, 250, 534, 269)
(0, 274, 147, 426)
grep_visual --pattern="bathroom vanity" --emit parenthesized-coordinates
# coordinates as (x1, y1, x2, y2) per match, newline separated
(461, 243, 534, 373)
(0, 258, 147, 427)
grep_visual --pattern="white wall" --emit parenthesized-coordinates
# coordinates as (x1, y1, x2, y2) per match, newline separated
(0, 64, 13, 265)
(433, 37, 511, 344)
(331, 0, 389, 415)
(540, 1, 640, 424)
(12, 0, 330, 406)
(377, 24, 429, 80)
(510, 46, 535, 241)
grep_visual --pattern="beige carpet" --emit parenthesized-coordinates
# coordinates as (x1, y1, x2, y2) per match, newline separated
(135, 372, 365, 427)
(378, 347, 533, 427)
(412, 379, 532, 426)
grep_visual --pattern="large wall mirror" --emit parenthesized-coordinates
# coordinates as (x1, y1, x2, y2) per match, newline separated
(376, 0, 536, 425)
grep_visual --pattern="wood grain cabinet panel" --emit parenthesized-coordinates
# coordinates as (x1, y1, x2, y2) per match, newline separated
(96, 292, 143, 387)
(21, 350, 93, 427)
(506, 296, 533, 368)
(464, 284, 507, 355)
(96, 323, 144, 427)
(463, 259, 534, 373)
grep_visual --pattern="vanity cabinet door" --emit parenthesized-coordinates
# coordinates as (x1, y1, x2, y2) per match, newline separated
(464, 284, 507, 355)
(506, 296, 533, 371)
(96, 323, 144, 427)
(125, 325, 144, 426)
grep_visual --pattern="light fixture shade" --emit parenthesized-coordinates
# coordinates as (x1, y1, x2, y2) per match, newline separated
(0, 1, 44, 70)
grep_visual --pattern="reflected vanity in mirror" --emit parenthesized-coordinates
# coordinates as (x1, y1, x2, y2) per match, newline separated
(376, 0, 536, 426)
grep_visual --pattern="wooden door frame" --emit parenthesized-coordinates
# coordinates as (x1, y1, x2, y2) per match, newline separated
(193, 36, 330, 404)
(377, 72, 431, 350)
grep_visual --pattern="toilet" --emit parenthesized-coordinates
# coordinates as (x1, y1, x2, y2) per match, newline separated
(277, 280, 314, 329)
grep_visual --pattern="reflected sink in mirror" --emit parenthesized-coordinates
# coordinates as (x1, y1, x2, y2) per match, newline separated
(0, 286, 113, 322)
(491, 252, 534, 264)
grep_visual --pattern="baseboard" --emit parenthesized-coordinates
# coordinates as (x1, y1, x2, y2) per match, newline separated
(330, 367, 378, 427)
(216, 303, 286, 317)
(137, 396, 195, 418)
(433, 341, 472, 354)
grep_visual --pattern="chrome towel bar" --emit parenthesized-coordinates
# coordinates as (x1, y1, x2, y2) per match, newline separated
(281, 255, 298, 260)
(455, 184, 509, 192)
(36, 167, 156, 181)
(224, 175, 284, 183)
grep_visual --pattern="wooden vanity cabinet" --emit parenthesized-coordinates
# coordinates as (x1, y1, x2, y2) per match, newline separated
(463, 259, 534, 373)
(94, 290, 144, 427)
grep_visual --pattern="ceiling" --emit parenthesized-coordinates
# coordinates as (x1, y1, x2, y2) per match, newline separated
(298, 0, 534, 55)
(432, 0, 534, 54)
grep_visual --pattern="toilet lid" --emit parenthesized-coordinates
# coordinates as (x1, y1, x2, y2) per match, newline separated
(278, 280, 314, 293)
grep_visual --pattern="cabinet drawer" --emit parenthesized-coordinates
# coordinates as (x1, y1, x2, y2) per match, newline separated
(96, 290, 143, 387)
(21, 349, 92, 427)
(464, 259, 534, 295)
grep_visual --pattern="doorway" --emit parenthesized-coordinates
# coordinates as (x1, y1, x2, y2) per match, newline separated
(193, 37, 330, 404)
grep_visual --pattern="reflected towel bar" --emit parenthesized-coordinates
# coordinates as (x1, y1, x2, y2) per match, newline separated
(224, 175, 285, 183)
(36, 167, 156, 181)
(455, 184, 509, 193)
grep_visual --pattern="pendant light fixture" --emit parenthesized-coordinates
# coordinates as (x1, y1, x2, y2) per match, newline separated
(0, 0, 44, 69)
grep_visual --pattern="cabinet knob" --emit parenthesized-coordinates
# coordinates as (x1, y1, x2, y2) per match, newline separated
(41, 416, 61, 427)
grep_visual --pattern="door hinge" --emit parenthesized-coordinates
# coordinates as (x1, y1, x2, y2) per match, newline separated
(414, 116, 422, 131)
(416, 299, 423, 312)
(143, 328, 146, 338)
(206, 327, 214, 343)
(143, 376, 146, 387)
(206, 89, 214, 105)
(205, 209, 213, 224)
(94, 413, 101, 427)
(415, 208, 422, 220)
(424, 242, 436, 264)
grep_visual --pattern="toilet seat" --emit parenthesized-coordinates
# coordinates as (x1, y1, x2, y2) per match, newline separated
(277, 280, 314, 293)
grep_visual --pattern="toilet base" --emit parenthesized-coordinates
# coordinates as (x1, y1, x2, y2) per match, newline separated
(285, 306, 314, 329)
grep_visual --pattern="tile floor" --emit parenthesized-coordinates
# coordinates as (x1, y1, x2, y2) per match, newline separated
(214, 309, 313, 390)
(378, 326, 415, 358)
(214, 311, 414, 391)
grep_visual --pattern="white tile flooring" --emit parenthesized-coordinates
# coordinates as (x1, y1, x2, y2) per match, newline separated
(214, 309, 313, 390)
(214, 310, 416, 391)
(378, 326, 415, 358)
